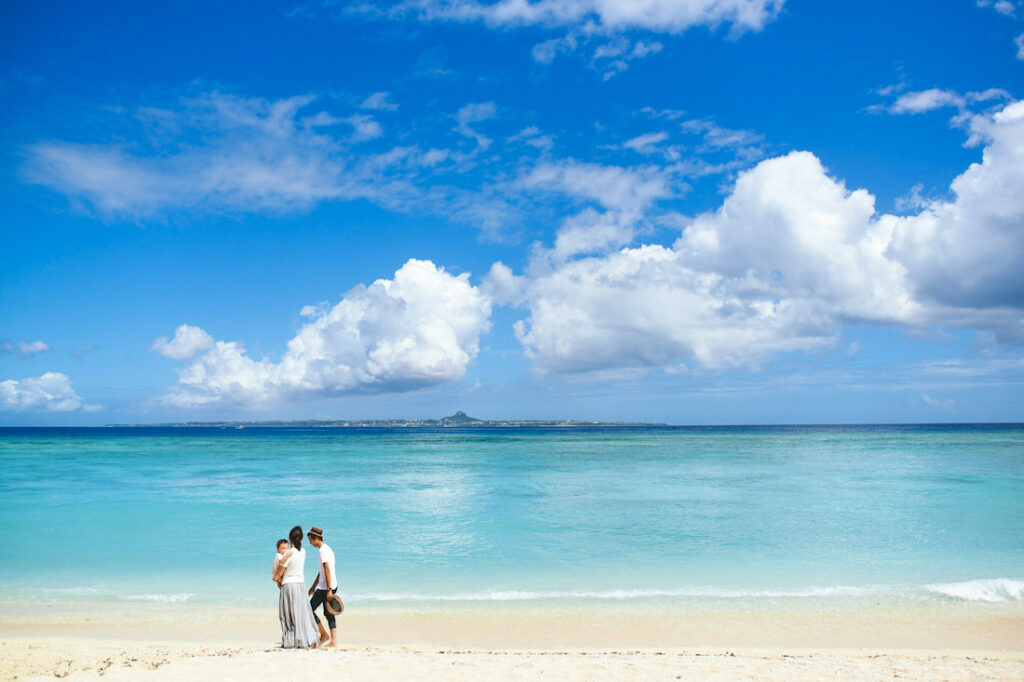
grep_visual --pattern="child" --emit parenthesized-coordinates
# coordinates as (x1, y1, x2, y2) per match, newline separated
(272, 539, 292, 587)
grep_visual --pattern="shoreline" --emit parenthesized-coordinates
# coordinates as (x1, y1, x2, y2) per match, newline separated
(3, 600, 1022, 649)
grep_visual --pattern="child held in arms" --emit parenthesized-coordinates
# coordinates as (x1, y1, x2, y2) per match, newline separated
(272, 539, 292, 588)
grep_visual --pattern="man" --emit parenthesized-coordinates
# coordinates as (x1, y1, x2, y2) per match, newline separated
(306, 526, 339, 647)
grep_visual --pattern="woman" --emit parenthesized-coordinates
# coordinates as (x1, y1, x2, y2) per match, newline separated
(278, 525, 319, 648)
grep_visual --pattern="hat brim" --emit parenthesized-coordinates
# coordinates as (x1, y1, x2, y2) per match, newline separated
(326, 596, 344, 615)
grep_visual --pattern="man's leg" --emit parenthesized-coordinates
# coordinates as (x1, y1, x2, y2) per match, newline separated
(325, 599, 338, 647)
(309, 589, 330, 644)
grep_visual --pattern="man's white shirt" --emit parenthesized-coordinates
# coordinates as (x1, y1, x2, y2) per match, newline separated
(318, 542, 338, 590)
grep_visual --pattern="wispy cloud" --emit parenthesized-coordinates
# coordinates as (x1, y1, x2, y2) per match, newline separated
(921, 392, 955, 409)
(360, 91, 399, 111)
(352, 0, 782, 78)
(72, 344, 98, 358)
(621, 131, 671, 155)
(454, 101, 497, 150)
(1, 340, 51, 357)
(867, 87, 1013, 140)
(370, 0, 785, 35)
(975, 0, 1024, 57)
(343, 113, 385, 142)
(21, 88, 772, 249)
(506, 126, 554, 151)
(21, 91, 517, 237)
(23, 93, 344, 216)
(680, 118, 765, 159)
(591, 37, 664, 79)
(534, 33, 664, 79)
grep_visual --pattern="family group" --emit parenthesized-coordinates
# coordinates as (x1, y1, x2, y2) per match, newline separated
(272, 525, 343, 648)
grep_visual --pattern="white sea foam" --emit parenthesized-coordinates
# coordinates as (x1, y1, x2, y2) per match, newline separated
(347, 581, 1024, 604)
(348, 585, 893, 603)
(923, 578, 1024, 603)
(40, 586, 110, 596)
(118, 593, 193, 603)
(21, 580, 1024, 607)
(33, 587, 194, 604)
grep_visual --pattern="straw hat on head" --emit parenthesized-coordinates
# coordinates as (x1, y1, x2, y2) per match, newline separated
(307, 526, 324, 539)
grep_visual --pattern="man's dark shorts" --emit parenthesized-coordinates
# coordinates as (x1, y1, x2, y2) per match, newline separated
(310, 588, 336, 629)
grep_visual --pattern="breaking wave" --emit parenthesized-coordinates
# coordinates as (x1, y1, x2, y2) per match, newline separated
(923, 579, 1024, 603)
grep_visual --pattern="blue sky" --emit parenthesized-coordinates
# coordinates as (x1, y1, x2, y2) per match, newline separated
(2, 0, 1023, 425)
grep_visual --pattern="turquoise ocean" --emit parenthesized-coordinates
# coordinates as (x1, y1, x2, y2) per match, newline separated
(1, 425, 1022, 609)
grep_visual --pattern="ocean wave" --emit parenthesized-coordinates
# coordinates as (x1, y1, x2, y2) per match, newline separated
(39, 586, 110, 596)
(22, 579, 1024, 606)
(118, 593, 193, 603)
(350, 580, 1024, 604)
(349, 585, 893, 603)
(35, 587, 193, 603)
(923, 578, 1024, 603)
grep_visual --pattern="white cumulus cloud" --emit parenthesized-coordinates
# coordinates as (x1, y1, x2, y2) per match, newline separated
(551, 208, 641, 259)
(889, 100, 1024, 316)
(502, 100, 1024, 373)
(0, 372, 99, 412)
(677, 151, 914, 323)
(163, 259, 492, 406)
(512, 244, 839, 372)
(150, 324, 216, 360)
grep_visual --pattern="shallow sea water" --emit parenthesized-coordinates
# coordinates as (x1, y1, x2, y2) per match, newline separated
(0, 425, 1022, 609)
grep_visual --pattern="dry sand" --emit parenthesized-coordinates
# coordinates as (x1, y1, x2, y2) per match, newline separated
(1, 602, 1022, 680)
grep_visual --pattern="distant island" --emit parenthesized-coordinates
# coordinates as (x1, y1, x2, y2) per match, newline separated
(106, 411, 670, 428)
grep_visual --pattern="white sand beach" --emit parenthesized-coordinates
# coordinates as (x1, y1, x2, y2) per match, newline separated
(2, 602, 1022, 680)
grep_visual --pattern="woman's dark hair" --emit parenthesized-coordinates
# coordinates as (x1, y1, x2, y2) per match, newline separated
(276, 538, 288, 548)
(289, 526, 303, 550)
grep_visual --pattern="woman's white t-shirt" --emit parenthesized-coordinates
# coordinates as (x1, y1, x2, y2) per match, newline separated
(280, 547, 306, 584)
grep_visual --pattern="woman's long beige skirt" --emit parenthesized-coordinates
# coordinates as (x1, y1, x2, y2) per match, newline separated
(279, 582, 319, 648)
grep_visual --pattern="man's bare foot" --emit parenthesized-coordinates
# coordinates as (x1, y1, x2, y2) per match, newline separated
(325, 640, 340, 648)
(319, 636, 331, 645)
